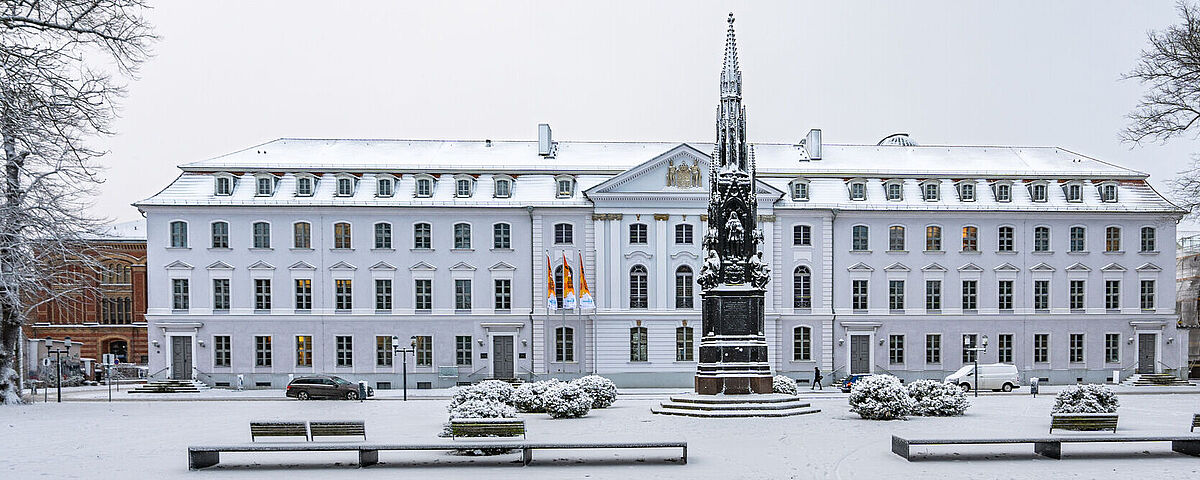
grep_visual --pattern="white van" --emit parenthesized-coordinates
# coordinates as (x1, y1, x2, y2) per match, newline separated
(945, 363, 1020, 392)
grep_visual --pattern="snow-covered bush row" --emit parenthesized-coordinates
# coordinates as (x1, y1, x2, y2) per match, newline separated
(447, 399, 518, 420)
(772, 375, 798, 395)
(512, 379, 563, 413)
(1052, 384, 1120, 414)
(572, 375, 618, 409)
(449, 379, 515, 409)
(906, 379, 969, 417)
(848, 374, 914, 420)
(541, 382, 594, 419)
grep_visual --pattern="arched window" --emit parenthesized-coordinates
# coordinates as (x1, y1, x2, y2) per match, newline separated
(336, 177, 354, 196)
(888, 225, 905, 251)
(629, 265, 648, 309)
(453, 223, 472, 249)
(554, 264, 573, 306)
(1034, 226, 1050, 252)
(494, 178, 512, 198)
(1070, 226, 1086, 252)
(961, 226, 978, 252)
(793, 266, 812, 309)
(1105, 226, 1122, 252)
(675, 266, 694, 309)
(293, 222, 311, 249)
(413, 222, 431, 249)
(676, 326, 694, 361)
(376, 176, 394, 197)
(793, 326, 812, 361)
(210, 221, 229, 249)
(108, 340, 129, 363)
(630, 327, 648, 362)
(374, 222, 392, 249)
(333, 222, 352, 249)
(1141, 227, 1157, 253)
(169, 221, 188, 248)
(252, 221, 270, 249)
(925, 226, 942, 251)
(851, 225, 869, 251)
(997, 226, 1014, 252)
(415, 177, 433, 197)
(555, 326, 575, 362)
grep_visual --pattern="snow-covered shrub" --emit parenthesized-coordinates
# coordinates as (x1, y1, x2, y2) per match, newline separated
(906, 379, 970, 417)
(449, 380, 515, 408)
(1052, 384, 1120, 414)
(848, 374, 914, 420)
(572, 375, 618, 409)
(512, 379, 563, 413)
(541, 382, 594, 419)
(448, 399, 518, 420)
(772, 375, 798, 395)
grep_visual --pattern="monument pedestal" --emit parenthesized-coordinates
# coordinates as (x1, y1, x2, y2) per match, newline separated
(694, 287, 772, 395)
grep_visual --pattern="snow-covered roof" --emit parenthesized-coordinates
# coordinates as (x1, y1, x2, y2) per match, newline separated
(85, 219, 146, 241)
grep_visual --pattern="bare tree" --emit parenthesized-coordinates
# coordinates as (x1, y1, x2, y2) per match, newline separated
(1124, 1, 1200, 144)
(0, 1, 154, 404)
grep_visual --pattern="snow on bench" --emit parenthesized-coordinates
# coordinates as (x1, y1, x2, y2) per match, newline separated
(892, 434, 1200, 460)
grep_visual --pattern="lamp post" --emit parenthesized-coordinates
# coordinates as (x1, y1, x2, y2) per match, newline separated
(45, 336, 72, 403)
(965, 335, 989, 398)
(392, 336, 416, 401)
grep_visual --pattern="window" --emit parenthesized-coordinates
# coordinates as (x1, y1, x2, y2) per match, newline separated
(889, 335, 905, 364)
(374, 223, 392, 249)
(555, 327, 574, 362)
(962, 334, 978, 363)
(414, 279, 432, 311)
(296, 176, 314, 197)
(169, 221, 188, 248)
(629, 327, 648, 362)
(997, 226, 1014, 252)
(1105, 226, 1121, 252)
(923, 182, 939, 201)
(377, 336, 393, 367)
(101, 297, 132, 324)
(675, 224, 694, 244)
(793, 266, 812, 309)
(212, 279, 230, 311)
(1100, 183, 1118, 202)
(1141, 227, 1156, 252)
(494, 178, 512, 198)
(852, 280, 869, 310)
(296, 336, 312, 367)
(1105, 280, 1120, 310)
(293, 222, 311, 249)
(997, 334, 1013, 363)
(889, 280, 905, 310)
(1033, 334, 1049, 363)
(557, 178, 575, 197)
(335, 336, 353, 367)
(334, 222, 352, 249)
(214, 336, 231, 367)
(1033, 280, 1050, 311)
(336, 177, 354, 196)
(453, 223, 471, 249)
(1065, 183, 1082, 202)
(335, 279, 353, 310)
(414, 223, 431, 249)
(629, 265, 648, 309)
(925, 334, 941, 364)
(925, 280, 941, 311)
(415, 177, 433, 197)
(1140, 280, 1155, 311)
(1069, 333, 1084, 363)
(454, 279, 472, 310)
(1034, 226, 1050, 252)
(997, 280, 1014, 311)
(675, 266, 694, 309)
(629, 223, 648, 244)
(1070, 226, 1086, 252)
(215, 176, 233, 196)
(994, 183, 1011, 202)
(958, 182, 976, 201)
(375, 279, 392, 311)
(455, 178, 472, 198)
(1030, 183, 1047, 202)
(211, 222, 229, 248)
(254, 279, 271, 310)
(494, 279, 511, 310)
(849, 181, 866, 200)
(256, 176, 274, 196)
(852, 225, 869, 251)
(793, 326, 812, 361)
(1069, 280, 1085, 310)
(554, 223, 573, 244)
(414, 336, 432, 367)
(102, 262, 133, 284)
(294, 279, 312, 310)
(793, 225, 811, 246)
(491, 223, 510, 249)
(791, 181, 809, 200)
(961, 226, 978, 252)
(961, 280, 978, 311)
(1105, 333, 1121, 363)
(886, 182, 902, 200)
(888, 225, 905, 251)
(377, 177, 394, 197)
(255, 335, 272, 367)
(456, 336, 472, 366)
(252, 222, 270, 248)
(554, 265, 570, 307)
(172, 279, 189, 310)
(676, 327, 694, 361)
(925, 226, 942, 251)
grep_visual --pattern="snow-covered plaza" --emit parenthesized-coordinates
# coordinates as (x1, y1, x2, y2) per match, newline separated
(5, 389, 1200, 479)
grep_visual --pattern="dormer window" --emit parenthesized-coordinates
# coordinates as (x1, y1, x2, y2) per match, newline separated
(255, 174, 275, 196)
(1028, 182, 1048, 202)
(556, 176, 575, 198)
(335, 175, 355, 197)
(376, 175, 395, 197)
(414, 176, 433, 198)
(1064, 182, 1082, 202)
(295, 175, 315, 197)
(790, 179, 809, 201)
(849, 181, 866, 201)
(993, 182, 1011, 202)
(214, 174, 233, 196)
(957, 181, 976, 202)
(455, 176, 475, 198)
(494, 176, 512, 198)
(1099, 182, 1118, 202)
(922, 181, 939, 201)
(885, 181, 902, 201)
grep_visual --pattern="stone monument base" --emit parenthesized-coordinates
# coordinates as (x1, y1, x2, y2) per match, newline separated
(652, 393, 821, 418)
(694, 375, 772, 395)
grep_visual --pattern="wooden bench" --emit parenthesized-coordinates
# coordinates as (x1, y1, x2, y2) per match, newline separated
(449, 418, 526, 439)
(250, 422, 309, 442)
(1050, 413, 1119, 433)
(188, 441, 687, 469)
(1192, 414, 1200, 433)
(892, 434, 1200, 460)
(309, 421, 366, 441)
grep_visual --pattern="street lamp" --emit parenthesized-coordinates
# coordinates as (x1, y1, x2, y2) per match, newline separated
(965, 335, 989, 398)
(45, 336, 72, 403)
(391, 336, 416, 401)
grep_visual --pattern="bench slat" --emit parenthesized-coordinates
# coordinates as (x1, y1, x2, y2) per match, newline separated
(250, 422, 309, 441)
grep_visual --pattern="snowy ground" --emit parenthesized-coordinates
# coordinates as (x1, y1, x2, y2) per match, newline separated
(5, 390, 1200, 479)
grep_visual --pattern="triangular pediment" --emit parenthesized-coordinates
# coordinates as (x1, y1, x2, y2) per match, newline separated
(409, 261, 436, 271)
(847, 262, 875, 272)
(165, 260, 193, 270)
(1101, 263, 1127, 272)
(957, 263, 983, 272)
(884, 262, 910, 272)
(921, 263, 947, 272)
(328, 261, 357, 271)
(1029, 262, 1056, 272)
(449, 262, 476, 271)
(289, 261, 316, 271)
(369, 261, 397, 271)
(1066, 263, 1092, 272)
(585, 143, 784, 199)
(489, 261, 517, 271)
(993, 262, 1019, 272)
(1136, 262, 1162, 272)
(247, 260, 274, 270)
(206, 261, 234, 270)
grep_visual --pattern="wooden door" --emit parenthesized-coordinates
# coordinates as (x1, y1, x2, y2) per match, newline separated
(492, 336, 514, 379)
(850, 335, 870, 374)
(1138, 333, 1156, 374)
(170, 336, 191, 380)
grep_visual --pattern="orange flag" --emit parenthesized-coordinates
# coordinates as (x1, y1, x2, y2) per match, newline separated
(578, 252, 594, 310)
(546, 252, 557, 310)
(563, 251, 577, 309)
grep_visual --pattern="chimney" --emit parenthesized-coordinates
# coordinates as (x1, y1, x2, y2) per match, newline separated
(538, 123, 556, 158)
(806, 129, 822, 160)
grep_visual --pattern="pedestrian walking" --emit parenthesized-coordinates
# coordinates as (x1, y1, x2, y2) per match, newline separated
(812, 366, 823, 390)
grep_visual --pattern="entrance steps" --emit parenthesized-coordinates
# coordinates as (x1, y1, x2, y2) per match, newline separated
(128, 379, 210, 394)
(652, 393, 821, 418)
(1121, 373, 1194, 387)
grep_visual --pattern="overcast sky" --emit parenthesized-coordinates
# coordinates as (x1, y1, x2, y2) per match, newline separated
(98, 1, 1200, 229)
